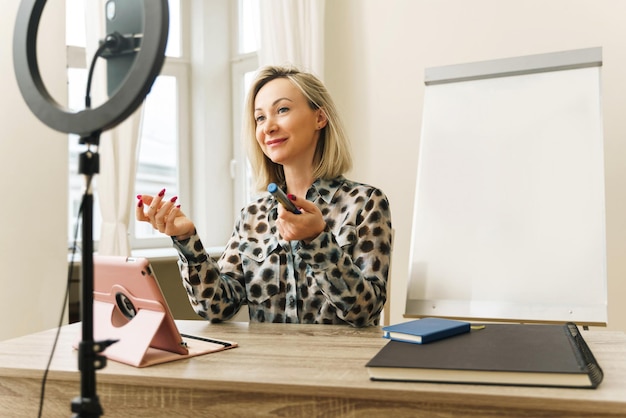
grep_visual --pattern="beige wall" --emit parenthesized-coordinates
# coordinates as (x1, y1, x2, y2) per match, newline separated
(1, 1, 68, 340)
(325, 0, 626, 332)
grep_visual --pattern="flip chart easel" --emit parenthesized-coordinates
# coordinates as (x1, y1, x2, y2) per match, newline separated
(405, 47, 607, 326)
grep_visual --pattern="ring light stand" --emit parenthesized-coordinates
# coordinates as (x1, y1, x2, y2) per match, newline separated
(13, 1, 169, 416)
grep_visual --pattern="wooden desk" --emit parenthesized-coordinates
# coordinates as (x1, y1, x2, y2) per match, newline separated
(1, 321, 625, 417)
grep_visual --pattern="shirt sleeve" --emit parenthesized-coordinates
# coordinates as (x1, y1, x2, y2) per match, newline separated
(172, 225, 247, 322)
(297, 187, 393, 327)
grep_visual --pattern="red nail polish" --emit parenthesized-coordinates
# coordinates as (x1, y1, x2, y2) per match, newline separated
(158, 188, 166, 197)
(176, 204, 181, 209)
(287, 194, 296, 201)
(137, 200, 143, 207)
(170, 196, 178, 203)
(136, 194, 142, 200)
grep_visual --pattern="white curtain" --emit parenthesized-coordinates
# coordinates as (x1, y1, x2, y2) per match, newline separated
(85, 1, 143, 256)
(96, 116, 143, 256)
(259, 0, 326, 79)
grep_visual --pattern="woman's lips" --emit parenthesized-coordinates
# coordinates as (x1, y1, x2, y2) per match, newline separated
(266, 138, 287, 146)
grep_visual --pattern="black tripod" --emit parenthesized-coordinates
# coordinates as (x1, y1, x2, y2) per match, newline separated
(70, 132, 119, 418)
(12, 2, 169, 414)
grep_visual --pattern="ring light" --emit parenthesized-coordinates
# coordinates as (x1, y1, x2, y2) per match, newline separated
(12, 0, 169, 136)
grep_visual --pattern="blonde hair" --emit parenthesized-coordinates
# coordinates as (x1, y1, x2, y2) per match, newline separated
(243, 65, 353, 191)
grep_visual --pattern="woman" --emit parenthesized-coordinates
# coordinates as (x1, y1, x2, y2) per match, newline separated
(137, 65, 392, 327)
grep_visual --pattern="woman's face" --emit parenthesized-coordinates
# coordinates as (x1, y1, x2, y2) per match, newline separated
(254, 78, 327, 169)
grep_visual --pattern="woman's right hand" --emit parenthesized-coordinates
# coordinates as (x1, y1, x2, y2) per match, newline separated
(136, 189, 195, 240)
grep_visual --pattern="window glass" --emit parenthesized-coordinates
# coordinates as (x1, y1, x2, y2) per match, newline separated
(66, 0, 86, 47)
(243, 70, 257, 201)
(231, 3, 261, 212)
(165, 0, 181, 57)
(238, 0, 260, 54)
(134, 75, 179, 240)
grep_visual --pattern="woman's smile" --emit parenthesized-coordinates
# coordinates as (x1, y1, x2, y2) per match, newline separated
(266, 137, 288, 147)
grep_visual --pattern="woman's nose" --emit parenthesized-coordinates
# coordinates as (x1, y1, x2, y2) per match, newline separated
(263, 116, 277, 134)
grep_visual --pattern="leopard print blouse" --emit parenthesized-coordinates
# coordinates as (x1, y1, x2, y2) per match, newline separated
(172, 176, 393, 327)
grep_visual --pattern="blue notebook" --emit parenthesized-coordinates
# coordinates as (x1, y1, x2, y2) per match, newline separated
(382, 317, 470, 344)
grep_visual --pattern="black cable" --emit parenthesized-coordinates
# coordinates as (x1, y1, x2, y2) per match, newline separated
(85, 42, 108, 109)
(85, 34, 122, 109)
(37, 174, 94, 418)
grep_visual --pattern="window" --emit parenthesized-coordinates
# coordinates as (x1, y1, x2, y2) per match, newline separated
(66, 0, 189, 249)
(131, 70, 187, 248)
(66, 0, 259, 252)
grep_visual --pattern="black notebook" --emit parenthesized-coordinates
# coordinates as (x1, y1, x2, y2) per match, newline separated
(366, 322, 603, 388)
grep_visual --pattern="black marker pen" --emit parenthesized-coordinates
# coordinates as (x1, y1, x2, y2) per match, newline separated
(268, 183, 301, 214)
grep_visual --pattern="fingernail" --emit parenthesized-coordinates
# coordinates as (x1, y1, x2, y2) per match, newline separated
(137, 200, 143, 208)
(136, 194, 142, 200)
(176, 204, 181, 209)
(158, 188, 166, 197)
(170, 196, 178, 203)
(287, 194, 296, 201)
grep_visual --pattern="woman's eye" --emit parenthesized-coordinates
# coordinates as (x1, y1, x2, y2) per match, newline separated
(255, 115, 265, 123)
(278, 107, 289, 114)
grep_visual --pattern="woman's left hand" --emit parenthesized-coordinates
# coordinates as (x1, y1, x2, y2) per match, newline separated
(276, 194, 326, 242)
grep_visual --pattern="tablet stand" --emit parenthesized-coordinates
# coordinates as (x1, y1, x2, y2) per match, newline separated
(92, 300, 167, 367)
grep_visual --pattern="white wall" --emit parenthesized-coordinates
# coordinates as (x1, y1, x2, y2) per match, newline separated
(325, 0, 626, 332)
(1, 1, 68, 340)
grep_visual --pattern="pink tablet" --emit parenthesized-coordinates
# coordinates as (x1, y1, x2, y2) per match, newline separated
(86, 255, 236, 367)
(93, 255, 189, 355)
